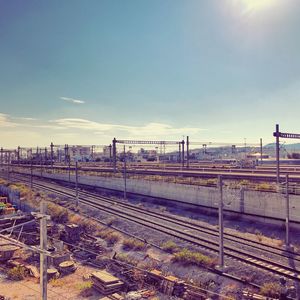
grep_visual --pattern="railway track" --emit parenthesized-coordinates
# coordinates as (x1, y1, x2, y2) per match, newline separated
(9, 164, 300, 183)
(9, 173, 300, 282)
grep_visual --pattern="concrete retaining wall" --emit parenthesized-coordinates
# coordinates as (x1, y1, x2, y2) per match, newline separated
(20, 170, 300, 223)
(0, 185, 20, 208)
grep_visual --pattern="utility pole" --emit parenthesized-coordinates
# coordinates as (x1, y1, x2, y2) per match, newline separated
(123, 146, 127, 200)
(275, 124, 280, 184)
(7, 152, 10, 181)
(218, 175, 224, 270)
(182, 140, 185, 168)
(68, 157, 71, 183)
(109, 144, 112, 166)
(17, 146, 20, 165)
(50, 142, 54, 170)
(39, 200, 48, 300)
(75, 161, 79, 207)
(0, 147, 3, 172)
(112, 138, 117, 173)
(260, 138, 263, 163)
(186, 136, 189, 168)
(285, 174, 290, 249)
(40, 150, 43, 178)
(178, 143, 181, 163)
(30, 159, 33, 189)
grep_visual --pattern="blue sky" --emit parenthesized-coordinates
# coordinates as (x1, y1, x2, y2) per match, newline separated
(0, 0, 300, 148)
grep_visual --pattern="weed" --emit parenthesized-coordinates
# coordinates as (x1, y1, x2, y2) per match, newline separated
(161, 240, 179, 253)
(7, 266, 26, 281)
(173, 249, 216, 268)
(116, 253, 138, 266)
(123, 238, 145, 251)
(260, 282, 281, 298)
(75, 281, 93, 291)
(49, 278, 65, 287)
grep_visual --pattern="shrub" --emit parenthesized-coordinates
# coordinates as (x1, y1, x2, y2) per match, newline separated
(255, 229, 263, 242)
(68, 214, 100, 233)
(7, 266, 26, 281)
(97, 229, 121, 245)
(161, 240, 179, 253)
(9, 183, 30, 197)
(123, 238, 145, 251)
(206, 179, 217, 186)
(240, 180, 249, 186)
(49, 278, 65, 287)
(105, 232, 121, 246)
(48, 203, 69, 223)
(116, 253, 138, 266)
(75, 281, 93, 291)
(260, 282, 281, 298)
(173, 249, 216, 268)
(256, 183, 272, 191)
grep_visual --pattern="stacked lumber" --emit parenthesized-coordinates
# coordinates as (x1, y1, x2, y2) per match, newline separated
(91, 270, 124, 295)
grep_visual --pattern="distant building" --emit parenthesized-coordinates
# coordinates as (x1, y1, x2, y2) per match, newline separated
(69, 146, 91, 161)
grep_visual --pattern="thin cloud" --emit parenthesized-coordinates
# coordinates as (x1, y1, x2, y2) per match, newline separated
(60, 96, 85, 104)
(51, 118, 203, 137)
(0, 113, 18, 127)
(16, 117, 37, 121)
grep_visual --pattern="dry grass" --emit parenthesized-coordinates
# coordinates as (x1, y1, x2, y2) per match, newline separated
(7, 266, 26, 281)
(75, 281, 93, 291)
(161, 240, 179, 253)
(68, 214, 102, 233)
(116, 253, 138, 266)
(48, 202, 69, 223)
(123, 238, 145, 251)
(97, 229, 121, 245)
(49, 278, 66, 288)
(173, 248, 217, 268)
(260, 282, 281, 298)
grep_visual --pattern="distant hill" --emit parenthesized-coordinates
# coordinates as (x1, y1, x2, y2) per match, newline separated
(264, 143, 300, 151)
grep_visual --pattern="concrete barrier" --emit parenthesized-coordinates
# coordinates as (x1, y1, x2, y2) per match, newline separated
(18, 170, 300, 224)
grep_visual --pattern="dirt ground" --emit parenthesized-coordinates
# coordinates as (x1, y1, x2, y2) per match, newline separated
(0, 264, 101, 300)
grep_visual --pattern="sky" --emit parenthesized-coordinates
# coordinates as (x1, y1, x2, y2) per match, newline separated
(0, 0, 300, 149)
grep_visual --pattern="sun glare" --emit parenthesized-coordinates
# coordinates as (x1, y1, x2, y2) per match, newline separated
(234, 0, 278, 15)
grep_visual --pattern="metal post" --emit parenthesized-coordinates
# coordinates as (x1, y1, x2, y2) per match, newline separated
(186, 136, 189, 168)
(275, 124, 280, 183)
(260, 138, 263, 163)
(30, 159, 33, 189)
(7, 152, 10, 181)
(40, 200, 47, 300)
(44, 147, 47, 162)
(123, 146, 127, 200)
(17, 146, 20, 165)
(67, 145, 70, 182)
(40, 150, 43, 178)
(178, 143, 181, 163)
(75, 162, 79, 207)
(182, 140, 185, 168)
(65, 144, 69, 165)
(285, 174, 290, 248)
(0, 148, 3, 172)
(218, 175, 224, 269)
(109, 144, 112, 165)
(50, 142, 54, 169)
(113, 138, 117, 173)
